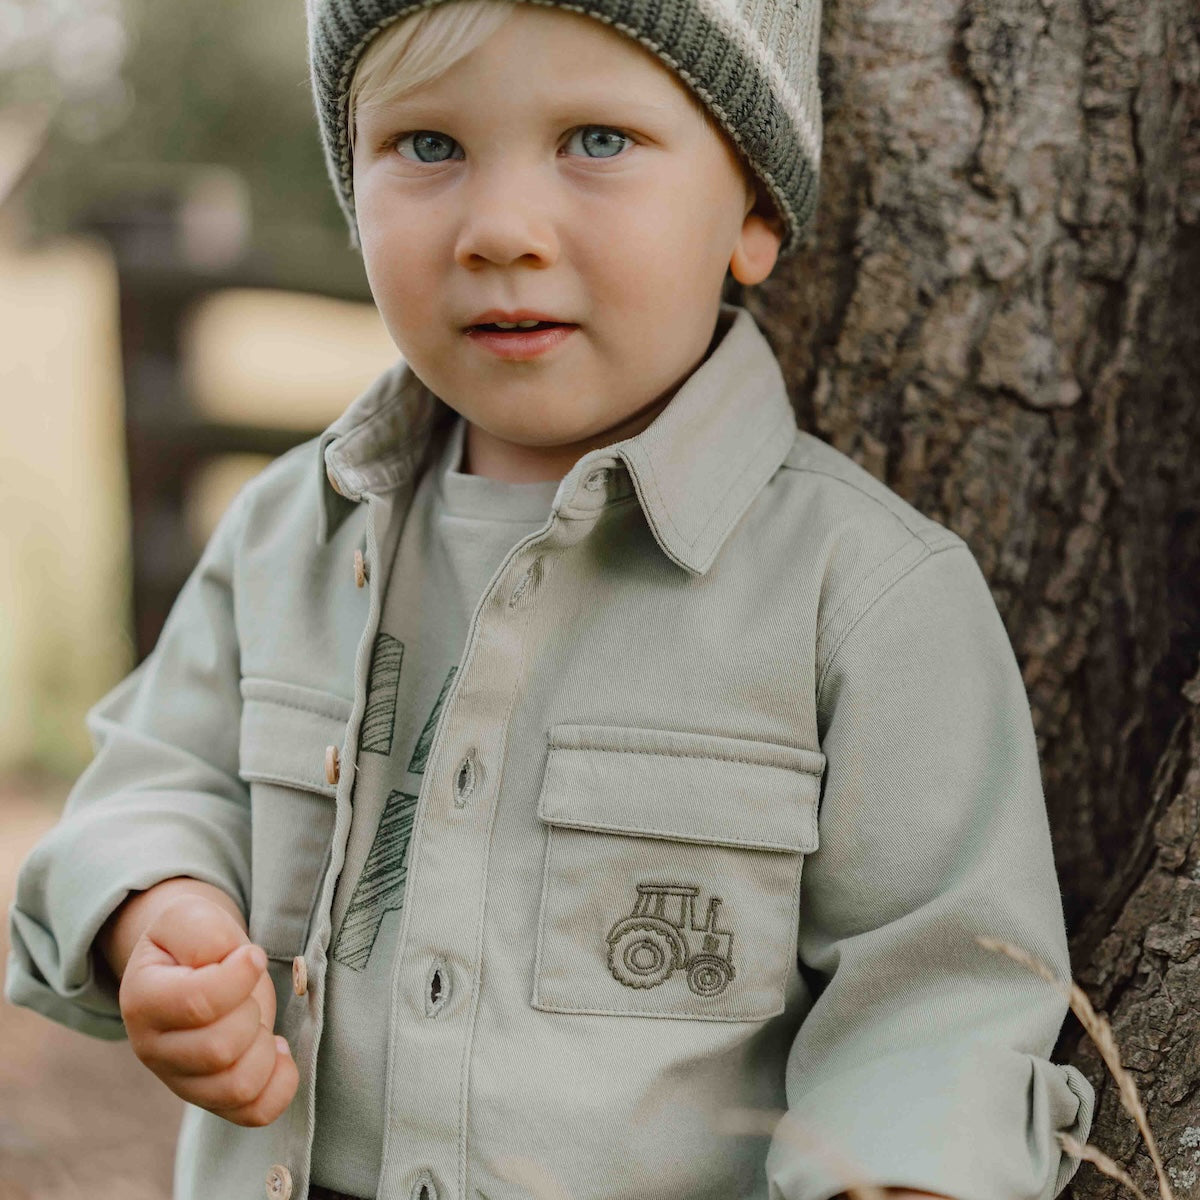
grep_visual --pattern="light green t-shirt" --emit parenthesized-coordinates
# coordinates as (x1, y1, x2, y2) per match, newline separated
(312, 413, 561, 1195)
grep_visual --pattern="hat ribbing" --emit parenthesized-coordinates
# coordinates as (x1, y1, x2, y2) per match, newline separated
(307, 0, 822, 258)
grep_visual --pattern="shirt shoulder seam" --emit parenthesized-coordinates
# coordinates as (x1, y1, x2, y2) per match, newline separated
(779, 458, 960, 554)
(815, 539, 969, 705)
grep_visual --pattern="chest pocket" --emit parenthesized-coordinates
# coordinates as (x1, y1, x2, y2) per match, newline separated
(532, 723, 825, 1022)
(237, 677, 353, 961)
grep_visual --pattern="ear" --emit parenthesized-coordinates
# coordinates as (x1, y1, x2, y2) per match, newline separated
(730, 181, 783, 285)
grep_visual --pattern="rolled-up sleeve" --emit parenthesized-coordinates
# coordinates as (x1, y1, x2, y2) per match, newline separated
(4, 485, 254, 1040)
(765, 540, 1095, 1200)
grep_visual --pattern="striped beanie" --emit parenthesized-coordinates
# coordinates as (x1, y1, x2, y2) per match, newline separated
(307, 0, 822, 259)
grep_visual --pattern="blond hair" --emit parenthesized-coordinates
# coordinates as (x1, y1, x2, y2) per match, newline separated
(349, 0, 515, 158)
(347, 0, 731, 161)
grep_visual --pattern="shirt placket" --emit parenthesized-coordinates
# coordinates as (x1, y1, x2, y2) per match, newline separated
(279, 480, 407, 1200)
(375, 461, 619, 1200)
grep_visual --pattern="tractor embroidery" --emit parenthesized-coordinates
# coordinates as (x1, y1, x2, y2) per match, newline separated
(605, 882, 736, 997)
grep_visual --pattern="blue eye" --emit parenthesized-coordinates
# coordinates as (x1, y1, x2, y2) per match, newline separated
(388, 125, 633, 163)
(564, 126, 632, 159)
(393, 131, 462, 163)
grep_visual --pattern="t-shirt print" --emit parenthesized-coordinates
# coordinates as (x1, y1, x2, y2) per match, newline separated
(329, 648, 456, 972)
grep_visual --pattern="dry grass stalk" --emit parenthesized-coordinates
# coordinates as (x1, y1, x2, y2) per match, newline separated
(1057, 1132, 1152, 1200)
(976, 936, 1176, 1200)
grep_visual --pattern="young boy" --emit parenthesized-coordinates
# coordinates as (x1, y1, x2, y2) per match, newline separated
(5, 1, 1096, 1198)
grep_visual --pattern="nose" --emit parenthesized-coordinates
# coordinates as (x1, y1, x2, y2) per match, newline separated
(453, 162, 560, 268)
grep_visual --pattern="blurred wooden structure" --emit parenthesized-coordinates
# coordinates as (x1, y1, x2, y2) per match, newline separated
(2, 109, 398, 773)
(77, 173, 376, 660)
(1, 104, 135, 773)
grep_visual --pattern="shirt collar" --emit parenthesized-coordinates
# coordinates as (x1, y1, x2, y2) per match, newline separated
(317, 301, 798, 576)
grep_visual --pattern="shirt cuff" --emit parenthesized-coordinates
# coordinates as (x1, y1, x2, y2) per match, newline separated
(764, 1041, 1096, 1200)
(5, 794, 250, 1040)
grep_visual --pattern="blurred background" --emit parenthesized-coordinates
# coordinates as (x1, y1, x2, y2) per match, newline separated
(1, 0, 401, 1192)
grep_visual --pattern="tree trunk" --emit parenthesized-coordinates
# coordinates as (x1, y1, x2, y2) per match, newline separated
(724, 0, 1200, 1192)
(1073, 656, 1200, 1197)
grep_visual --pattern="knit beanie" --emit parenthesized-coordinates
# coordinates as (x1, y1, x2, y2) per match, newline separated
(306, 0, 822, 259)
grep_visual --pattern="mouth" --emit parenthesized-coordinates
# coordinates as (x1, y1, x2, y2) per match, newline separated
(464, 321, 579, 361)
(466, 321, 576, 332)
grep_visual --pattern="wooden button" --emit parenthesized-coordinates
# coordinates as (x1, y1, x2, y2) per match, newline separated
(292, 954, 308, 996)
(354, 548, 367, 588)
(326, 466, 345, 497)
(325, 743, 340, 786)
(265, 1164, 293, 1200)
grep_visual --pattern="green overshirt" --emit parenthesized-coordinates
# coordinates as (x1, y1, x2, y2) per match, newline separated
(5, 302, 1094, 1200)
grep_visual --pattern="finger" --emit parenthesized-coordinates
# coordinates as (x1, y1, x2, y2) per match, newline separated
(142, 993, 263, 1077)
(219, 1037, 300, 1128)
(133, 942, 268, 1033)
(145, 894, 250, 970)
(171, 1021, 280, 1117)
(251, 971, 277, 1033)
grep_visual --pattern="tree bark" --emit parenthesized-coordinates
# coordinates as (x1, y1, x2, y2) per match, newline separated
(1072, 656, 1200, 1197)
(723, 0, 1200, 1193)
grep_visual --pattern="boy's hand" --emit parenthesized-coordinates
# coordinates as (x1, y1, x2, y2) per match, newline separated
(117, 893, 299, 1127)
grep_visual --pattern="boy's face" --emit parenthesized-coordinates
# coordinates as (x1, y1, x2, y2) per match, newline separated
(352, 2, 783, 482)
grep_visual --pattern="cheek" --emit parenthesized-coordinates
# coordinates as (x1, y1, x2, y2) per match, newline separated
(360, 210, 449, 290)
(354, 168, 415, 242)
(574, 207, 676, 285)
(354, 198, 434, 299)
(354, 181, 398, 249)
(581, 218, 710, 311)
(593, 180, 724, 274)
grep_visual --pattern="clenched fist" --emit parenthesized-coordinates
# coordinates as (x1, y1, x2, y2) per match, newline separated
(106, 885, 299, 1127)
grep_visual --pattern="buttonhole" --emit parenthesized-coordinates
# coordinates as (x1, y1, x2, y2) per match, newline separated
(454, 752, 478, 806)
(425, 957, 450, 1017)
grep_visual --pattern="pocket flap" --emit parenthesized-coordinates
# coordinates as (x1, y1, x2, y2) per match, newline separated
(537, 724, 825, 853)
(238, 677, 354, 795)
